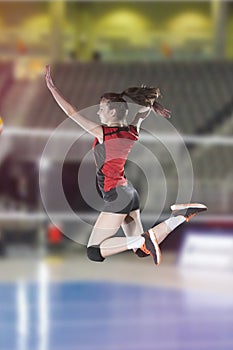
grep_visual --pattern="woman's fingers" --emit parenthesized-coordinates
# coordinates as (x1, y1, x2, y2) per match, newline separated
(45, 64, 50, 74)
(45, 64, 55, 88)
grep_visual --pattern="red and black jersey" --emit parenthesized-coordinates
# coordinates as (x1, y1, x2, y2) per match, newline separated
(92, 125, 139, 192)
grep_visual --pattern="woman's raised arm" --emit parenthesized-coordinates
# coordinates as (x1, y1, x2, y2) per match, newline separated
(131, 105, 152, 132)
(45, 65, 103, 142)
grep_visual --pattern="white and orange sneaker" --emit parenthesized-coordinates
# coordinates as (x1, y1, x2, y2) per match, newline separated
(171, 203, 207, 222)
(141, 230, 162, 265)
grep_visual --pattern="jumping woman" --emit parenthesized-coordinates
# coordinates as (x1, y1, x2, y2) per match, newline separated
(45, 65, 207, 265)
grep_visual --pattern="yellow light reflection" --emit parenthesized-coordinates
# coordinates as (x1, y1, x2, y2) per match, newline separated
(168, 12, 211, 36)
(96, 9, 149, 44)
(22, 15, 51, 43)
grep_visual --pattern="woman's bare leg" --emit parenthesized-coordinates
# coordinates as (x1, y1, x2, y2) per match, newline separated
(87, 211, 145, 260)
(150, 216, 186, 244)
(87, 212, 182, 263)
(150, 203, 207, 243)
(121, 209, 187, 259)
(121, 209, 149, 256)
(86, 204, 207, 264)
(87, 212, 127, 247)
(121, 209, 144, 237)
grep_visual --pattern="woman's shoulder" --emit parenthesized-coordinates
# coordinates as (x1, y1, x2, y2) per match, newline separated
(128, 124, 139, 138)
(101, 124, 139, 139)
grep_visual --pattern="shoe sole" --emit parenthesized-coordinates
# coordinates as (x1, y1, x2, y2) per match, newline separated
(142, 231, 162, 265)
(170, 203, 207, 211)
(148, 230, 162, 266)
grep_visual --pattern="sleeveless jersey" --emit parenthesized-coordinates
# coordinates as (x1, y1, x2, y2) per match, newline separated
(92, 125, 139, 192)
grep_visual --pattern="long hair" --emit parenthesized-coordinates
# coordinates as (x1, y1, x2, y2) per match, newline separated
(122, 86, 171, 118)
(101, 86, 171, 119)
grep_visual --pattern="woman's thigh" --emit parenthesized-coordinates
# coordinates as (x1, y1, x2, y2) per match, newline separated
(87, 211, 127, 247)
(121, 209, 144, 237)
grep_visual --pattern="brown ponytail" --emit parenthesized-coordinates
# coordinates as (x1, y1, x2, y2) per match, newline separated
(100, 86, 171, 119)
(121, 86, 171, 118)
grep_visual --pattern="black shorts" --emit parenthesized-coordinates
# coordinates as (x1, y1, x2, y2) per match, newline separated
(100, 183, 140, 214)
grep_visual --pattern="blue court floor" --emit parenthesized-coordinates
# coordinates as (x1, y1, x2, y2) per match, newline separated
(0, 278, 233, 350)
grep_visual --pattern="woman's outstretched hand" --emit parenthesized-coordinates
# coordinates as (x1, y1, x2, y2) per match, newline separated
(45, 64, 55, 90)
